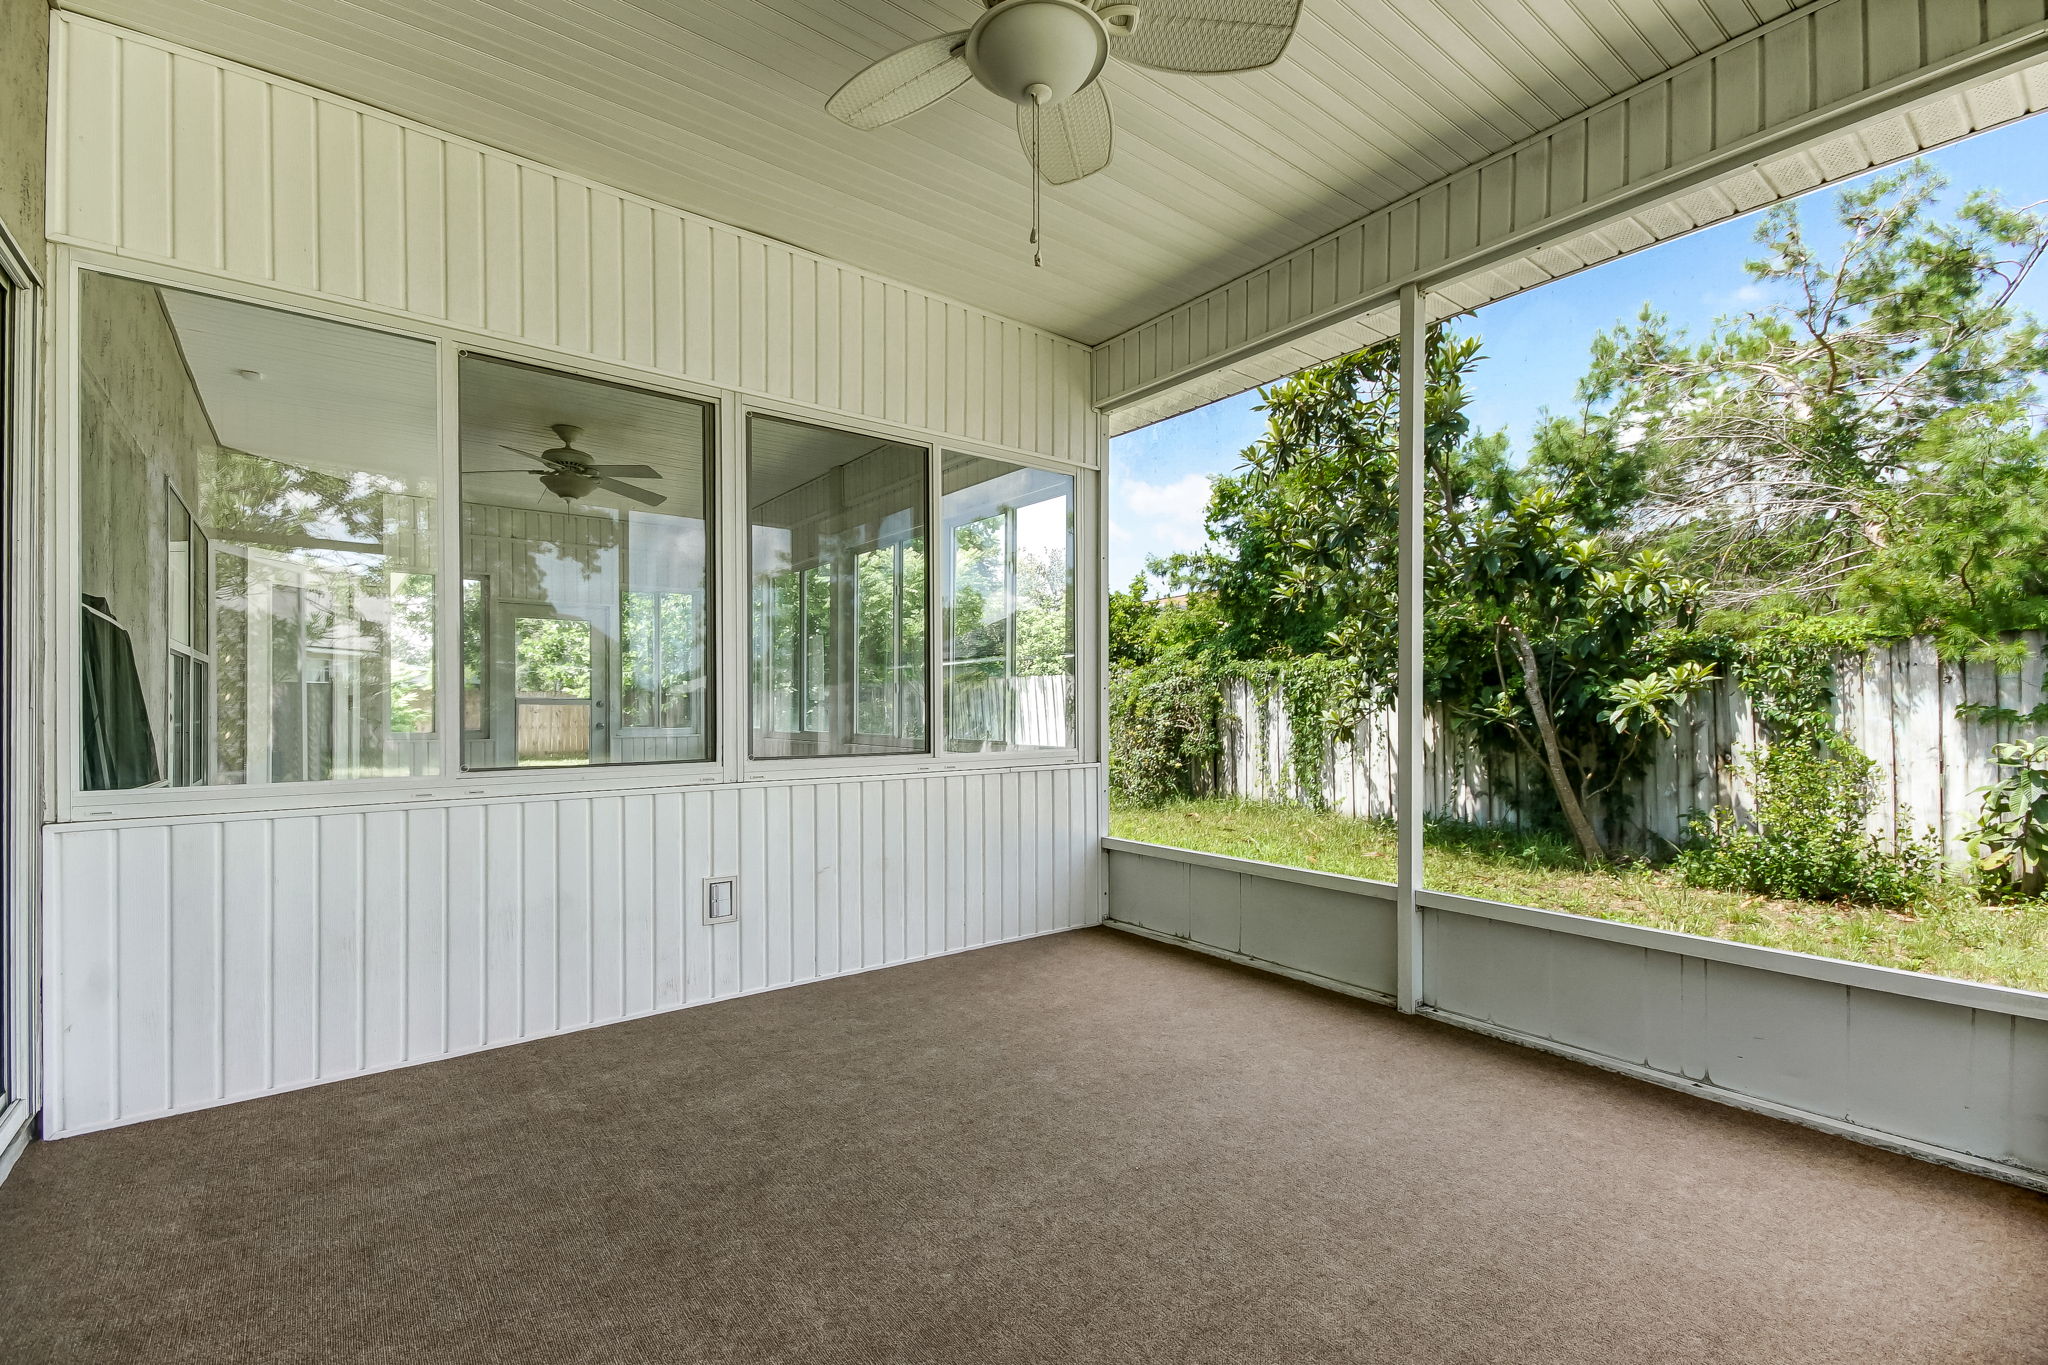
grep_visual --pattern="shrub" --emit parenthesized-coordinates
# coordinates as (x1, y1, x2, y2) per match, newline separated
(1967, 736, 2048, 899)
(1108, 666, 1226, 807)
(1676, 742, 1944, 907)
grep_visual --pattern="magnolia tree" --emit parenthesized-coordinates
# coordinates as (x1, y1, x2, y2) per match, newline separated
(1192, 332, 1715, 863)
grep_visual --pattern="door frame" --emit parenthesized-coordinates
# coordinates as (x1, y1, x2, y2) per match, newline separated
(0, 217, 43, 1181)
(489, 595, 619, 768)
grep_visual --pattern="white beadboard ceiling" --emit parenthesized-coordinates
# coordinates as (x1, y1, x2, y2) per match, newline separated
(162, 286, 439, 482)
(56, 0, 1808, 345)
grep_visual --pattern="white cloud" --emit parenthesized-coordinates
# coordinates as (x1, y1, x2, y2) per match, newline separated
(1110, 473, 1214, 584)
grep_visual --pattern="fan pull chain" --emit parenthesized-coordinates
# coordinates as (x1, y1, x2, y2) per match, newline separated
(1030, 100, 1042, 267)
(1027, 83, 1050, 268)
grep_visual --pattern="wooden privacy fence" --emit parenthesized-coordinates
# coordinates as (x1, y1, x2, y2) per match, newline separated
(946, 674, 1074, 750)
(1213, 633, 2048, 860)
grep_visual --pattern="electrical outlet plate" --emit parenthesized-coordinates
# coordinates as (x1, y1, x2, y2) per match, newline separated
(703, 875, 739, 925)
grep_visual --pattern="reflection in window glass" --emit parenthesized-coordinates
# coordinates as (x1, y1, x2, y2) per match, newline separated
(749, 414, 927, 757)
(164, 485, 211, 786)
(942, 454, 1075, 752)
(459, 356, 714, 770)
(77, 272, 438, 790)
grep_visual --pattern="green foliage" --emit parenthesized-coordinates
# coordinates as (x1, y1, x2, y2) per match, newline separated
(1107, 571, 1236, 806)
(1186, 330, 1718, 857)
(387, 572, 436, 733)
(1846, 408, 2048, 659)
(1232, 654, 1353, 809)
(1583, 161, 2048, 631)
(1967, 736, 2048, 899)
(1721, 616, 1874, 743)
(1677, 743, 1944, 907)
(1108, 662, 1226, 807)
(1107, 571, 1168, 670)
(515, 616, 594, 697)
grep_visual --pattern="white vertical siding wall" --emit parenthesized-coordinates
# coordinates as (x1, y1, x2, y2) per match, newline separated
(47, 15, 1096, 467)
(47, 768, 1103, 1138)
(1096, 1, 2048, 430)
(42, 17, 1106, 1136)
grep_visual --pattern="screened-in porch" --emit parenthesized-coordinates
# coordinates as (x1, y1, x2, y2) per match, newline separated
(1, 1, 2046, 1360)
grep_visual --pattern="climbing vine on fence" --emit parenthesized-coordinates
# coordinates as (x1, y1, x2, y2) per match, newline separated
(1233, 655, 1354, 811)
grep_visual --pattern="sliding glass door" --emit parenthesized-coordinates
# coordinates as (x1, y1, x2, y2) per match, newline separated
(0, 238, 33, 1138)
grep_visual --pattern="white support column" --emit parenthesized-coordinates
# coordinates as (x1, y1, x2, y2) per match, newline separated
(1395, 283, 1425, 1013)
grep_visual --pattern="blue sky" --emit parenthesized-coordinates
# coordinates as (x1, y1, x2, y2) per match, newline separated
(1108, 112, 2048, 589)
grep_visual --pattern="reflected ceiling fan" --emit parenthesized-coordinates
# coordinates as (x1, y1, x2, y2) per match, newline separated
(478, 424, 666, 507)
(827, 0, 1302, 260)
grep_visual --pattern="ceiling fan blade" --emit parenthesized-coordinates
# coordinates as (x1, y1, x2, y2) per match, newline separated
(468, 468, 543, 475)
(499, 445, 550, 463)
(582, 463, 661, 479)
(1019, 83, 1113, 186)
(1109, 0, 1300, 73)
(827, 31, 972, 130)
(594, 476, 666, 508)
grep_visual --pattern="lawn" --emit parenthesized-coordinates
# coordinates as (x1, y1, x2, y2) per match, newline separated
(1110, 797, 2048, 994)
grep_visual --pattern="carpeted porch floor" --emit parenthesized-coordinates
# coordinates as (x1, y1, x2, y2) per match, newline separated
(3, 927, 2044, 1364)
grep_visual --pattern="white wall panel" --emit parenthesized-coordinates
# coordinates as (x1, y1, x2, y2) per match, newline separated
(1418, 901, 2048, 1184)
(47, 15, 1097, 468)
(1104, 841, 1398, 1003)
(45, 765, 1105, 1136)
(1105, 841, 2048, 1190)
(1098, 2, 2048, 431)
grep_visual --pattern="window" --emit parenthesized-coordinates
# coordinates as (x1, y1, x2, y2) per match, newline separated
(941, 454, 1076, 752)
(749, 414, 927, 757)
(76, 274, 1089, 794)
(77, 272, 439, 789)
(459, 355, 715, 770)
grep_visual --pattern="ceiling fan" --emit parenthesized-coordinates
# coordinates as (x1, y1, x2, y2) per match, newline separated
(476, 424, 667, 507)
(827, 1, 1303, 193)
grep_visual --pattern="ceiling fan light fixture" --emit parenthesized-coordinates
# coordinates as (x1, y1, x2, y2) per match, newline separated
(539, 469, 600, 501)
(965, 0, 1108, 107)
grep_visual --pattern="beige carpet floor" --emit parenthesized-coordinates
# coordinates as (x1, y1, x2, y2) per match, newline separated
(2, 927, 2044, 1364)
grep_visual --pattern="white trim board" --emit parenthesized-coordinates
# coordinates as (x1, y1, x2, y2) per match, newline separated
(1104, 918, 1395, 1008)
(0, 214, 42, 1170)
(1421, 1004, 2048, 1196)
(1100, 835, 1394, 898)
(1417, 888, 2048, 1023)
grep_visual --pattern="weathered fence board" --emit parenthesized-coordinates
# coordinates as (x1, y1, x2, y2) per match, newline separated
(1210, 633, 2047, 860)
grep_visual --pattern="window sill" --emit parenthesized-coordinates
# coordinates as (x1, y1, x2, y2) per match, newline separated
(56, 752, 1101, 825)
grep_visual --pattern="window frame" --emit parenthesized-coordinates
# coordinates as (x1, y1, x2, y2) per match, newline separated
(52, 249, 1096, 822)
(163, 481, 212, 787)
(937, 452, 1080, 757)
(736, 396, 1091, 780)
(454, 348, 721, 777)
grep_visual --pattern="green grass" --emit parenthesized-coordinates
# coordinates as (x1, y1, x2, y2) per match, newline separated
(1110, 797, 2048, 994)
